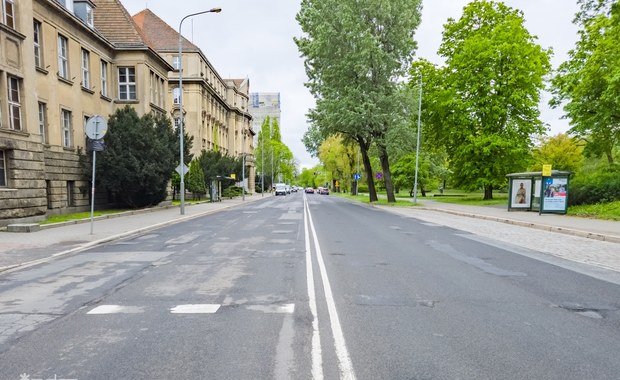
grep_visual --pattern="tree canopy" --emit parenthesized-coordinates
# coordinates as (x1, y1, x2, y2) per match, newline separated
(296, 0, 423, 202)
(551, 0, 620, 165)
(96, 106, 177, 208)
(413, 1, 551, 199)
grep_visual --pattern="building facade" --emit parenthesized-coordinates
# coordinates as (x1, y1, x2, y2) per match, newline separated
(0, 0, 254, 226)
(132, 9, 255, 193)
(249, 92, 281, 142)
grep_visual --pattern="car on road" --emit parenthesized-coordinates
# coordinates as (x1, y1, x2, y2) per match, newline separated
(305, 187, 315, 194)
(318, 187, 329, 195)
(275, 184, 287, 196)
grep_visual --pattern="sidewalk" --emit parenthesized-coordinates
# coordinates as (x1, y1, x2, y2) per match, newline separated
(0, 194, 271, 272)
(412, 199, 620, 243)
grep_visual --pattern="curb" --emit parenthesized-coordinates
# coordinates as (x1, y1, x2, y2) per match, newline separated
(399, 206, 620, 244)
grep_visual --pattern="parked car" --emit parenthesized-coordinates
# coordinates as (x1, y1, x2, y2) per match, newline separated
(305, 187, 315, 194)
(275, 184, 287, 196)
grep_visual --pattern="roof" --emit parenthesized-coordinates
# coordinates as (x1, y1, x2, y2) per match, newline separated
(132, 8, 201, 52)
(506, 170, 573, 177)
(93, 0, 149, 48)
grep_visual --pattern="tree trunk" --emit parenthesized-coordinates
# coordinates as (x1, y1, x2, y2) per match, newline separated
(483, 185, 493, 200)
(359, 143, 378, 202)
(376, 142, 396, 202)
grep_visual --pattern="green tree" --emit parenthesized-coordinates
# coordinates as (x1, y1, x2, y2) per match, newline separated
(96, 106, 176, 208)
(197, 150, 241, 200)
(296, 0, 423, 203)
(299, 167, 319, 188)
(413, 1, 551, 199)
(318, 135, 358, 193)
(551, 1, 620, 165)
(530, 133, 584, 172)
(185, 159, 206, 200)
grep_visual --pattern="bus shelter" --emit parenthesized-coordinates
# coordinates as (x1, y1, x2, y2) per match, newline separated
(506, 170, 571, 214)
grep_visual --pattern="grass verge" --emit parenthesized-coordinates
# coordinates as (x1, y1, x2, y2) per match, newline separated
(42, 209, 128, 224)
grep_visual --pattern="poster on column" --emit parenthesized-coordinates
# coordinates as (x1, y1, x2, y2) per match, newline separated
(542, 177, 568, 211)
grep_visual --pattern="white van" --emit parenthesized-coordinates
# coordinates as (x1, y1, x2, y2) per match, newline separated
(275, 183, 287, 196)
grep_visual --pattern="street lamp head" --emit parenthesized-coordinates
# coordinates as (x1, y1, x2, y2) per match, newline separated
(210, 8, 222, 13)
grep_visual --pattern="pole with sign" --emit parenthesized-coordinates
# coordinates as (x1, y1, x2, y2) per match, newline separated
(85, 115, 108, 235)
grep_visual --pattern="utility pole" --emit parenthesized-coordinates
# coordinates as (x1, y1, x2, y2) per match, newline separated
(413, 75, 422, 204)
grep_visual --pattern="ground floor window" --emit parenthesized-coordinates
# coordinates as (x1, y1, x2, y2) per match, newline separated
(67, 180, 75, 207)
(0, 150, 7, 187)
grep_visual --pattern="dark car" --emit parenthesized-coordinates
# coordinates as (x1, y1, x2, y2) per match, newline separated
(305, 187, 315, 194)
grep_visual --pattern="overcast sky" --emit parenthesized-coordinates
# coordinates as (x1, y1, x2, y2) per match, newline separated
(121, 0, 581, 169)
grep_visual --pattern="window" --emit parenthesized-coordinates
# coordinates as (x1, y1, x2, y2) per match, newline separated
(118, 67, 136, 100)
(172, 87, 180, 104)
(149, 71, 154, 104)
(67, 181, 75, 207)
(149, 71, 165, 108)
(100, 60, 108, 97)
(159, 78, 165, 107)
(174, 117, 180, 130)
(61, 109, 72, 147)
(7, 76, 21, 131)
(34, 21, 43, 68)
(38, 102, 47, 144)
(0, 150, 7, 187)
(172, 56, 180, 70)
(1, 0, 14, 29)
(81, 49, 90, 88)
(57, 0, 73, 12)
(85, 4, 93, 27)
(58, 35, 69, 79)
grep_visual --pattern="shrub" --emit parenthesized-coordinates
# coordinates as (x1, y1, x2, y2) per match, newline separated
(569, 168, 620, 205)
(222, 186, 243, 198)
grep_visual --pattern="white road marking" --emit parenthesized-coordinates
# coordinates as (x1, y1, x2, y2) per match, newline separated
(169, 304, 221, 314)
(304, 196, 324, 380)
(246, 303, 295, 314)
(305, 197, 357, 380)
(87, 305, 144, 314)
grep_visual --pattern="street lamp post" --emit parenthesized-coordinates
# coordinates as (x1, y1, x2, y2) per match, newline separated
(413, 75, 422, 204)
(178, 8, 221, 215)
(261, 131, 264, 196)
(241, 116, 246, 201)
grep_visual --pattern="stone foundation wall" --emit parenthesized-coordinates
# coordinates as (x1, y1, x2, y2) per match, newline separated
(43, 148, 90, 214)
(0, 137, 47, 226)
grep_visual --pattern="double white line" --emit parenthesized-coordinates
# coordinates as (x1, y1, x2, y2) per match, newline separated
(304, 196, 356, 380)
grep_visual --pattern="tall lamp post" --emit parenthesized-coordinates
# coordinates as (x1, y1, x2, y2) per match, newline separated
(241, 115, 246, 201)
(178, 8, 221, 215)
(413, 74, 422, 204)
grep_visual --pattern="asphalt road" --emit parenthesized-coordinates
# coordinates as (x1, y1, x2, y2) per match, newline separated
(0, 193, 619, 379)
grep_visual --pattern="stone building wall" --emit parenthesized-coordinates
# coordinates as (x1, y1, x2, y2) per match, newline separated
(0, 137, 47, 226)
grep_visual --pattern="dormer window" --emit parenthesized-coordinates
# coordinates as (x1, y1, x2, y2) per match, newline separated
(74, 0, 94, 28)
(57, 0, 74, 12)
(85, 5, 93, 26)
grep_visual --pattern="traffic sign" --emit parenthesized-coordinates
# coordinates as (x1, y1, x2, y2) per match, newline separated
(175, 163, 189, 175)
(85, 115, 108, 140)
(353, 173, 361, 180)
